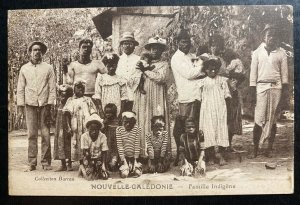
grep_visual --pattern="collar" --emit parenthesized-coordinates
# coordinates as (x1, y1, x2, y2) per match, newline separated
(29, 60, 42, 66)
(260, 43, 279, 53)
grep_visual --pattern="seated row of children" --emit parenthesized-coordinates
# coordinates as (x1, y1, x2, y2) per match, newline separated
(54, 82, 206, 180)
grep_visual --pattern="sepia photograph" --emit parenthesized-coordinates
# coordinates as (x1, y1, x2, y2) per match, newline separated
(7, 5, 294, 196)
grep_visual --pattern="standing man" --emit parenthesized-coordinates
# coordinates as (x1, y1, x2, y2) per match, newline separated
(17, 41, 56, 171)
(67, 39, 107, 117)
(249, 24, 289, 158)
(116, 32, 140, 111)
(171, 29, 203, 124)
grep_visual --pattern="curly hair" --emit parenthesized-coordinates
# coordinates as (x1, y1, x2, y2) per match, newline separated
(79, 39, 93, 49)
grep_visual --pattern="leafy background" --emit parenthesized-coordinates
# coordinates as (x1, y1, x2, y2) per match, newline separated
(8, 6, 293, 131)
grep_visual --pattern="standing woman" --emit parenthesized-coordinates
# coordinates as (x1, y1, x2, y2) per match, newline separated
(132, 36, 170, 158)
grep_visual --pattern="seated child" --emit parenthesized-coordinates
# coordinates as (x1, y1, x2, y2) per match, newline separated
(179, 118, 206, 177)
(116, 111, 142, 178)
(63, 79, 97, 163)
(93, 53, 128, 118)
(54, 84, 73, 171)
(102, 103, 120, 171)
(79, 113, 109, 180)
(136, 52, 155, 95)
(145, 116, 170, 173)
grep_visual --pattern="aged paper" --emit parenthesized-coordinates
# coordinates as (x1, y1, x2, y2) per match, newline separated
(8, 5, 294, 196)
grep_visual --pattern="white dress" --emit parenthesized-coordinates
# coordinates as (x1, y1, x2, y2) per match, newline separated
(198, 75, 231, 148)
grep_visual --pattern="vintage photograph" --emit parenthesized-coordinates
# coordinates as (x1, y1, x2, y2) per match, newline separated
(8, 5, 294, 196)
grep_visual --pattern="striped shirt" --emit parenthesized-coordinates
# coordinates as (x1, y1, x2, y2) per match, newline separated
(146, 131, 168, 159)
(116, 125, 141, 160)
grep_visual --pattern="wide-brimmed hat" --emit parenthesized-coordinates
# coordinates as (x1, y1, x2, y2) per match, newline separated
(85, 113, 104, 129)
(144, 36, 167, 51)
(27, 41, 47, 55)
(119, 32, 139, 46)
(261, 24, 277, 34)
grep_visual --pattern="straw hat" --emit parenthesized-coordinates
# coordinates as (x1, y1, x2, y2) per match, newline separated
(27, 41, 47, 55)
(119, 32, 139, 46)
(144, 36, 167, 51)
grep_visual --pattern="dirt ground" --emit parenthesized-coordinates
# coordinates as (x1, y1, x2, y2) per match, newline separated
(8, 119, 294, 196)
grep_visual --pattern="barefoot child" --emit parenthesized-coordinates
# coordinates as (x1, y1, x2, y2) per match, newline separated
(53, 84, 73, 171)
(63, 80, 97, 165)
(93, 53, 128, 118)
(102, 103, 120, 171)
(116, 111, 142, 178)
(79, 113, 109, 180)
(198, 56, 231, 166)
(145, 116, 170, 173)
(179, 118, 206, 177)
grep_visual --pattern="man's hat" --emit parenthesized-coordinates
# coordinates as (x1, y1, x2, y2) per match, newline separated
(85, 113, 104, 129)
(261, 24, 277, 34)
(27, 41, 47, 55)
(119, 32, 139, 46)
(144, 36, 167, 51)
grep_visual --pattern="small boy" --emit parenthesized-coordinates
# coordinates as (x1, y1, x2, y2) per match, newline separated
(116, 111, 142, 178)
(179, 118, 206, 177)
(102, 103, 120, 171)
(79, 113, 109, 180)
(145, 116, 170, 173)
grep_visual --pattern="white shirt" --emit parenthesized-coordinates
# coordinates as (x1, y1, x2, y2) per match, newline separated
(250, 43, 288, 94)
(116, 53, 140, 101)
(171, 49, 203, 103)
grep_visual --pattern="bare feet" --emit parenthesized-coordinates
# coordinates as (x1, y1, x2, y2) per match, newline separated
(42, 165, 52, 171)
(219, 156, 227, 166)
(207, 159, 215, 166)
(24, 165, 36, 172)
(67, 165, 73, 171)
(55, 166, 67, 172)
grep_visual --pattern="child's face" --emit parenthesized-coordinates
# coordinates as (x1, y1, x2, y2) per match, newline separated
(88, 123, 100, 141)
(205, 65, 218, 78)
(104, 107, 114, 120)
(123, 117, 135, 131)
(60, 91, 68, 102)
(185, 121, 196, 134)
(153, 124, 164, 137)
(74, 85, 84, 97)
(107, 63, 118, 75)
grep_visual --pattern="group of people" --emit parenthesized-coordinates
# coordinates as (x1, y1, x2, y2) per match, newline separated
(16, 23, 289, 180)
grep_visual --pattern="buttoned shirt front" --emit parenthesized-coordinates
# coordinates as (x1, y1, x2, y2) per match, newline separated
(116, 53, 140, 101)
(250, 43, 288, 94)
(171, 49, 202, 103)
(17, 61, 56, 106)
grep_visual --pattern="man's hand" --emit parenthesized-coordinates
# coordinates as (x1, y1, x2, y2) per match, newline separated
(15, 106, 25, 128)
(250, 86, 257, 106)
(44, 104, 52, 127)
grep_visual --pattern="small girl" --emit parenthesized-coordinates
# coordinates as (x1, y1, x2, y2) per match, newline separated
(137, 52, 155, 94)
(79, 113, 109, 180)
(63, 80, 97, 164)
(198, 56, 231, 166)
(53, 84, 73, 171)
(179, 118, 206, 177)
(145, 116, 170, 173)
(102, 103, 120, 171)
(93, 53, 128, 118)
